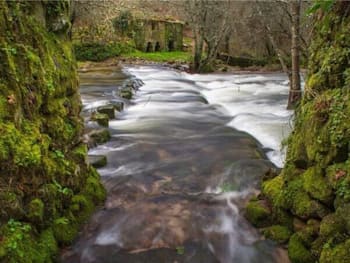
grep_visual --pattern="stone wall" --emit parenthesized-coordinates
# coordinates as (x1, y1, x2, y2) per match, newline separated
(0, 1, 105, 262)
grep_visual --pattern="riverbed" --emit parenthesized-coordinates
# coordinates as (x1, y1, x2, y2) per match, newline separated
(61, 65, 292, 263)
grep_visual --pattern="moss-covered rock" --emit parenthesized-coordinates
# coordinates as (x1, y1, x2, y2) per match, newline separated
(27, 198, 44, 224)
(320, 239, 350, 263)
(0, 1, 105, 261)
(91, 112, 109, 127)
(88, 154, 107, 168)
(288, 234, 315, 263)
(52, 217, 78, 245)
(245, 199, 272, 228)
(319, 213, 345, 239)
(88, 128, 111, 145)
(97, 105, 116, 119)
(302, 167, 333, 204)
(245, 4, 350, 263)
(262, 225, 292, 244)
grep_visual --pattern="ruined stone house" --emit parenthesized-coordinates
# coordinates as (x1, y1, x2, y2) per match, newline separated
(133, 19, 183, 52)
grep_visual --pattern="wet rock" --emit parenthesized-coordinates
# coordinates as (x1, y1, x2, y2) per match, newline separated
(123, 78, 144, 91)
(118, 89, 133, 100)
(91, 113, 109, 127)
(84, 129, 111, 147)
(88, 155, 107, 168)
(97, 105, 115, 119)
(110, 100, 124, 112)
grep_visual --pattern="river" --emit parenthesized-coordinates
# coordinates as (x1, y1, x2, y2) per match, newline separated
(61, 65, 292, 263)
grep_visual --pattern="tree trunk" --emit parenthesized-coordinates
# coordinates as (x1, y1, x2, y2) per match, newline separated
(288, 0, 302, 109)
(193, 34, 204, 72)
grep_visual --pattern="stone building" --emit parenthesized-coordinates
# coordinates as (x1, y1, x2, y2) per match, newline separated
(133, 19, 183, 52)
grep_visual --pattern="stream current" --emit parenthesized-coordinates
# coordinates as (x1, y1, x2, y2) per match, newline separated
(61, 65, 292, 263)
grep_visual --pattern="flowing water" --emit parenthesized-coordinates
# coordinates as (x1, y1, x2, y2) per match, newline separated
(61, 65, 292, 263)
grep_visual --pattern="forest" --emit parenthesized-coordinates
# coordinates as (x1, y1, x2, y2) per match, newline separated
(0, 0, 349, 263)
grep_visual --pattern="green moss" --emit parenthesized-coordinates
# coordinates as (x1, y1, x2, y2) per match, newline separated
(262, 225, 292, 244)
(119, 89, 133, 100)
(0, 191, 24, 220)
(261, 175, 284, 207)
(91, 112, 109, 127)
(245, 200, 271, 228)
(288, 234, 315, 263)
(52, 217, 78, 245)
(74, 42, 134, 61)
(27, 198, 44, 223)
(320, 239, 350, 263)
(82, 168, 106, 203)
(90, 129, 111, 144)
(319, 213, 345, 239)
(302, 166, 333, 204)
(335, 204, 350, 234)
(0, 1, 105, 261)
(69, 194, 94, 223)
(123, 50, 191, 63)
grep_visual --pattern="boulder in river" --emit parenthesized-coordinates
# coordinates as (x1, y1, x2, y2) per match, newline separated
(91, 113, 109, 127)
(97, 105, 115, 119)
(84, 129, 111, 147)
(110, 100, 124, 111)
(88, 155, 107, 168)
(118, 88, 133, 100)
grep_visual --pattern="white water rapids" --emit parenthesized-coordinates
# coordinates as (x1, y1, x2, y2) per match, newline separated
(126, 66, 294, 167)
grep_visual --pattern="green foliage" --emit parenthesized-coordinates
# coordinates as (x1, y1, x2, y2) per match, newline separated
(307, 0, 335, 15)
(74, 42, 134, 61)
(336, 179, 350, 200)
(112, 10, 133, 35)
(176, 246, 185, 255)
(5, 219, 31, 254)
(123, 50, 191, 63)
(52, 179, 72, 196)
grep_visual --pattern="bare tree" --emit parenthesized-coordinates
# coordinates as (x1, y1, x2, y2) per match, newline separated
(255, 0, 305, 108)
(185, 0, 233, 72)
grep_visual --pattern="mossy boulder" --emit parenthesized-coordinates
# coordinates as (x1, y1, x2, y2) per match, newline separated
(88, 129, 111, 145)
(245, 199, 272, 227)
(52, 217, 78, 245)
(320, 239, 350, 263)
(302, 167, 333, 204)
(288, 234, 315, 263)
(118, 88, 133, 99)
(262, 225, 292, 244)
(97, 105, 115, 119)
(88, 154, 107, 168)
(91, 112, 109, 127)
(319, 213, 345, 239)
(27, 198, 44, 224)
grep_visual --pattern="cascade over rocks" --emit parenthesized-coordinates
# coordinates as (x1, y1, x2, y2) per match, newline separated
(246, 3, 350, 263)
(0, 1, 105, 262)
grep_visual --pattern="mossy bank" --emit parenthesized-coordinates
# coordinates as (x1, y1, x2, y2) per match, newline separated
(0, 1, 105, 262)
(246, 3, 350, 263)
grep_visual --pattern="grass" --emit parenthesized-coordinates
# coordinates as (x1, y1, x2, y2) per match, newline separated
(122, 50, 192, 63)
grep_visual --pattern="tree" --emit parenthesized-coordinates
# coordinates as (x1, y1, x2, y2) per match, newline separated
(288, 0, 302, 109)
(184, 0, 233, 72)
(255, 0, 307, 109)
